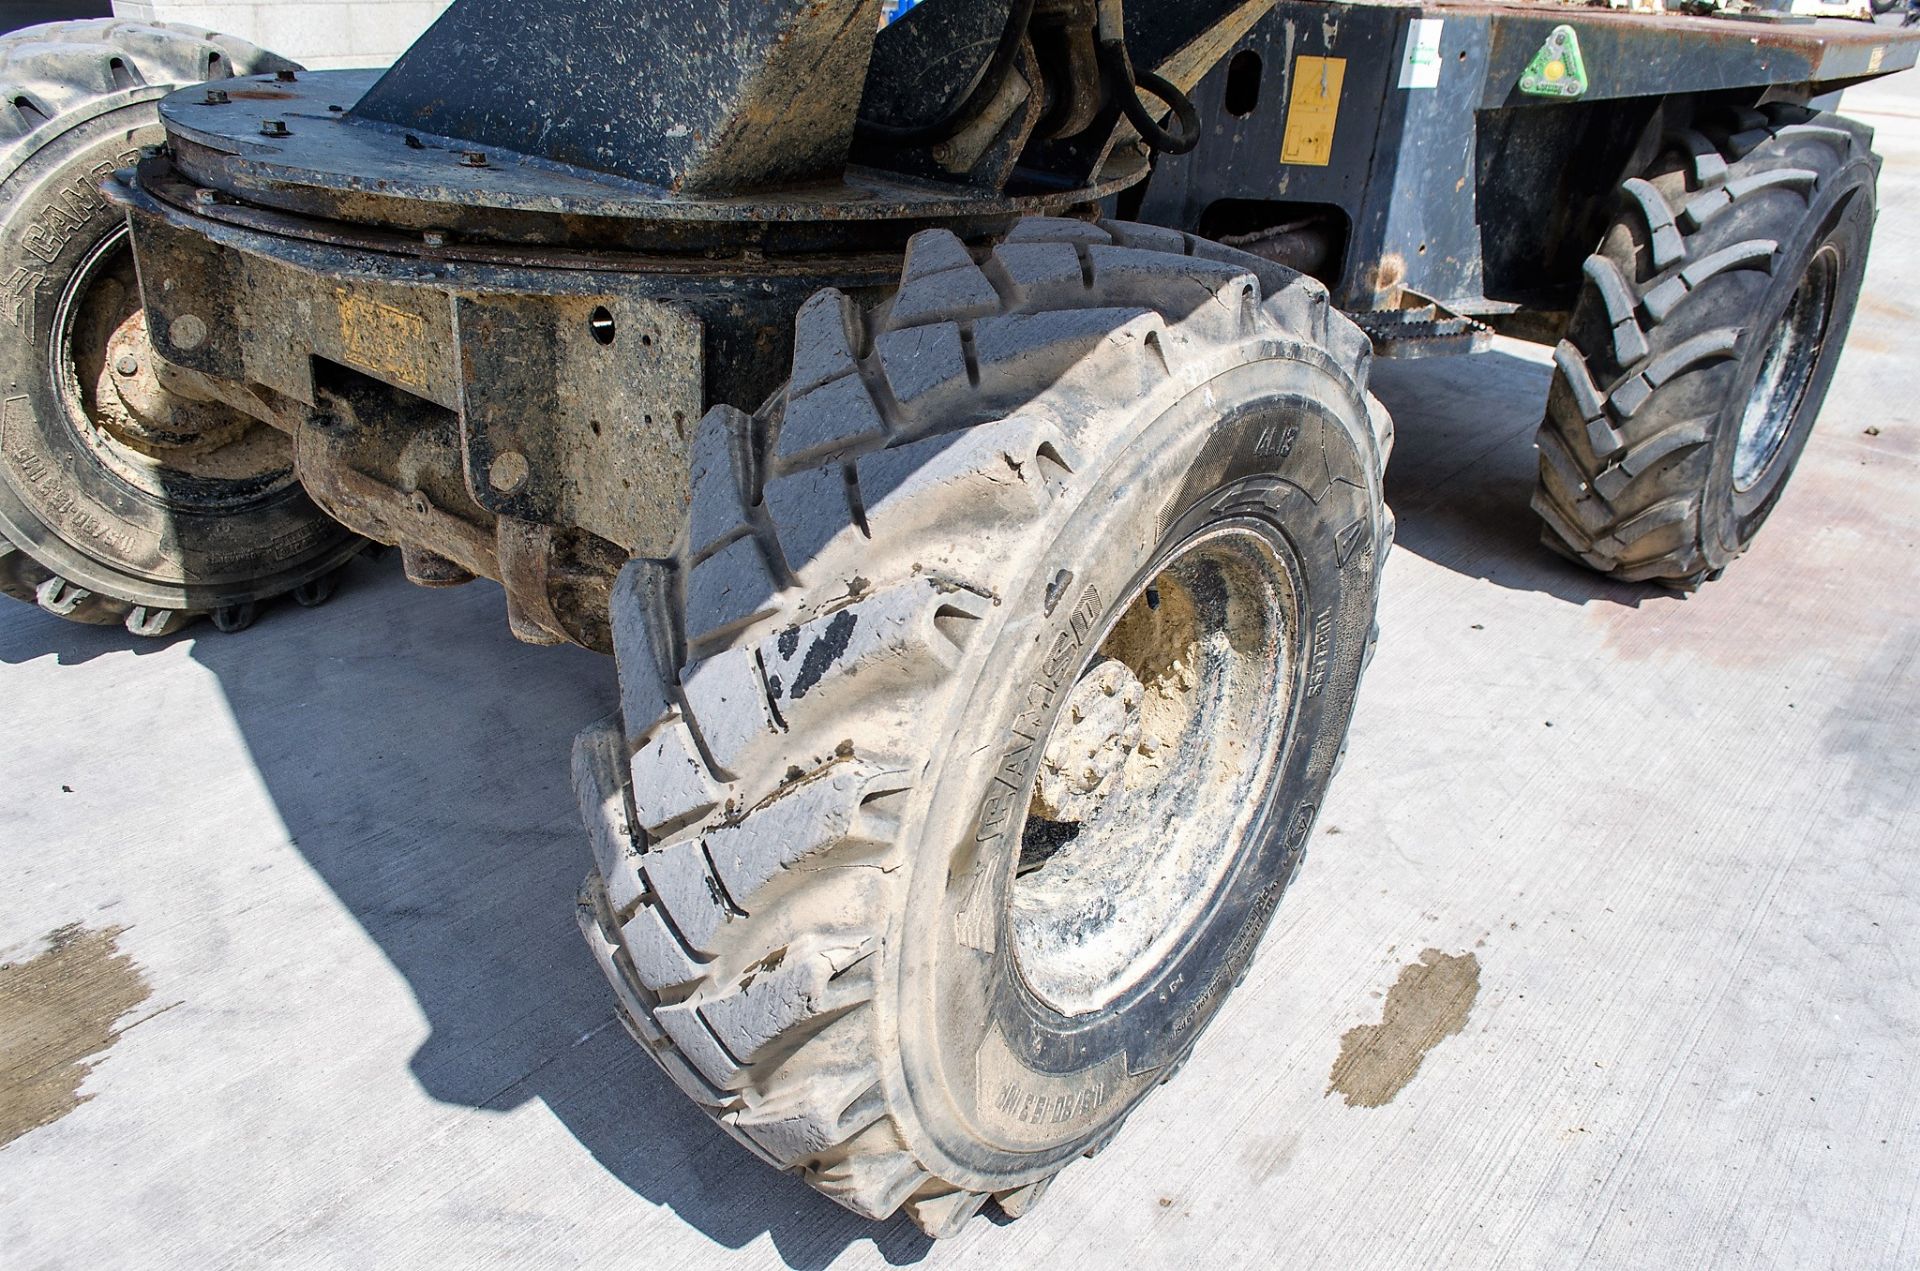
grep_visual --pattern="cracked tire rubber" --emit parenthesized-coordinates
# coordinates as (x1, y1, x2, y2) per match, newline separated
(0, 20, 359, 637)
(574, 218, 1392, 1236)
(1532, 104, 1877, 587)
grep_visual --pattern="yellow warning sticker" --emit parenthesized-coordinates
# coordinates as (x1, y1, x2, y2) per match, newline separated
(1281, 56, 1346, 167)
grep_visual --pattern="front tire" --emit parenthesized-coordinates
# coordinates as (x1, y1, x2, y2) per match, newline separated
(574, 218, 1392, 1235)
(1532, 104, 1877, 587)
(0, 21, 360, 636)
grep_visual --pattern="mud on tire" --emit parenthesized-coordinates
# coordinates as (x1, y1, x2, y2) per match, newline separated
(574, 218, 1393, 1236)
(0, 20, 358, 636)
(1532, 103, 1878, 587)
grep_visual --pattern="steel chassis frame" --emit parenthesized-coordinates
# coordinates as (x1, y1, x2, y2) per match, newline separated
(113, 0, 1919, 646)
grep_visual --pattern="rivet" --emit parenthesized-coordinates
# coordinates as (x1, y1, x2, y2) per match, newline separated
(168, 314, 208, 351)
(488, 451, 529, 494)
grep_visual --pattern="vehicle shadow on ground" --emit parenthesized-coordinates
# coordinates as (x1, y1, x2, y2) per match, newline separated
(0, 558, 929, 1268)
(1370, 347, 1669, 609)
(204, 561, 934, 1269)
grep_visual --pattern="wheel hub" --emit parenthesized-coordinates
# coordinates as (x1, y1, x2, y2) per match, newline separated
(56, 228, 296, 504)
(1030, 658, 1146, 823)
(1008, 523, 1303, 1018)
(91, 310, 252, 458)
(1734, 246, 1838, 493)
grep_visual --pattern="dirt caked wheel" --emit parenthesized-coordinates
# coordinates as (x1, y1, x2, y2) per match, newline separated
(574, 218, 1393, 1235)
(0, 20, 359, 637)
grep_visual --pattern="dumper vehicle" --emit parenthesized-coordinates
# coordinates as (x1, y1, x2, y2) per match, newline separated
(1, 0, 1912, 1237)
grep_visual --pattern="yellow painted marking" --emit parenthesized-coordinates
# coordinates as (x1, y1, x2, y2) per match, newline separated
(334, 287, 431, 389)
(1281, 56, 1346, 168)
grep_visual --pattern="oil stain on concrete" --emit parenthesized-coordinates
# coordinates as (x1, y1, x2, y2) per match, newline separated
(1, 924, 152, 1146)
(1328, 948, 1479, 1108)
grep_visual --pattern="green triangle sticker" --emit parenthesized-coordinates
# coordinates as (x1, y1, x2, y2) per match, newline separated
(1520, 25, 1588, 99)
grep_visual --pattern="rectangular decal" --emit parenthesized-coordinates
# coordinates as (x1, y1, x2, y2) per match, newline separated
(1281, 56, 1346, 167)
(334, 287, 432, 391)
(1399, 19, 1445, 89)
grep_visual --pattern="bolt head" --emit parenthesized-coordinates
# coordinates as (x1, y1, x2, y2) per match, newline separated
(203, 88, 229, 105)
(114, 354, 140, 377)
(260, 119, 289, 137)
(193, 187, 218, 206)
(275, 68, 298, 82)
(458, 150, 489, 167)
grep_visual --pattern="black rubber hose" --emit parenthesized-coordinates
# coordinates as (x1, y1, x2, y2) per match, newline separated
(855, 0, 1038, 147)
(1094, 30, 1200, 156)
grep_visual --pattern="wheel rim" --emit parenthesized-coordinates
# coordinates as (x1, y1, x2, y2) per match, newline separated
(1733, 246, 1838, 493)
(1007, 521, 1303, 1018)
(50, 224, 296, 515)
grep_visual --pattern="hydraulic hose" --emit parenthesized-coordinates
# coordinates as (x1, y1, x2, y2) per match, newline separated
(1095, 0, 1200, 155)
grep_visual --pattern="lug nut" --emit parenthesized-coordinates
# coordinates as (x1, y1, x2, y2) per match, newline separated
(115, 354, 139, 377)
(260, 119, 289, 137)
(204, 88, 229, 105)
(458, 150, 488, 167)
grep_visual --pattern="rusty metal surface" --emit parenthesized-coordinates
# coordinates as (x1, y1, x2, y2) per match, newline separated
(451, 292, 702, 553)
(156, 70, 1148, 253)
(112, 162, 917, 650)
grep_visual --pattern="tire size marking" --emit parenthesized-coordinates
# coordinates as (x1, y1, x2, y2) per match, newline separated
(1160, 798, 1311, 1051)
(1304, 606, 1334, 698)
(994, 1080, 1106, 1127)
(1167, 873, 1288, 1044)
(2, 394, 148, 559)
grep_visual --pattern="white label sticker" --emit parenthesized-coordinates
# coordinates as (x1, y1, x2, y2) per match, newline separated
(1399, 19, 1445, 90)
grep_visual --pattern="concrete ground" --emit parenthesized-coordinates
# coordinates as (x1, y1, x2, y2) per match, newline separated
(5, 69, 1920, 1271)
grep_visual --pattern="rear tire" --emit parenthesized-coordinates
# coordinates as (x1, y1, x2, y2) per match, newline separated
(0, 21, 359, 636)
(1532, 104, 1877, 587)
(574, 218, 1392, 1235)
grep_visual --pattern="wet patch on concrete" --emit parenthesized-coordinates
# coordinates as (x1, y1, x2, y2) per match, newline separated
(1, 924, 153, 1146)
(1328, 948, 1479, 1109)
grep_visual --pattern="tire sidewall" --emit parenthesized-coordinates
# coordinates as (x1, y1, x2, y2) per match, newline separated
(1701, 156, 1875, 565)
(0, 100, 352, 609)
(889, 347, 1382, 1191)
